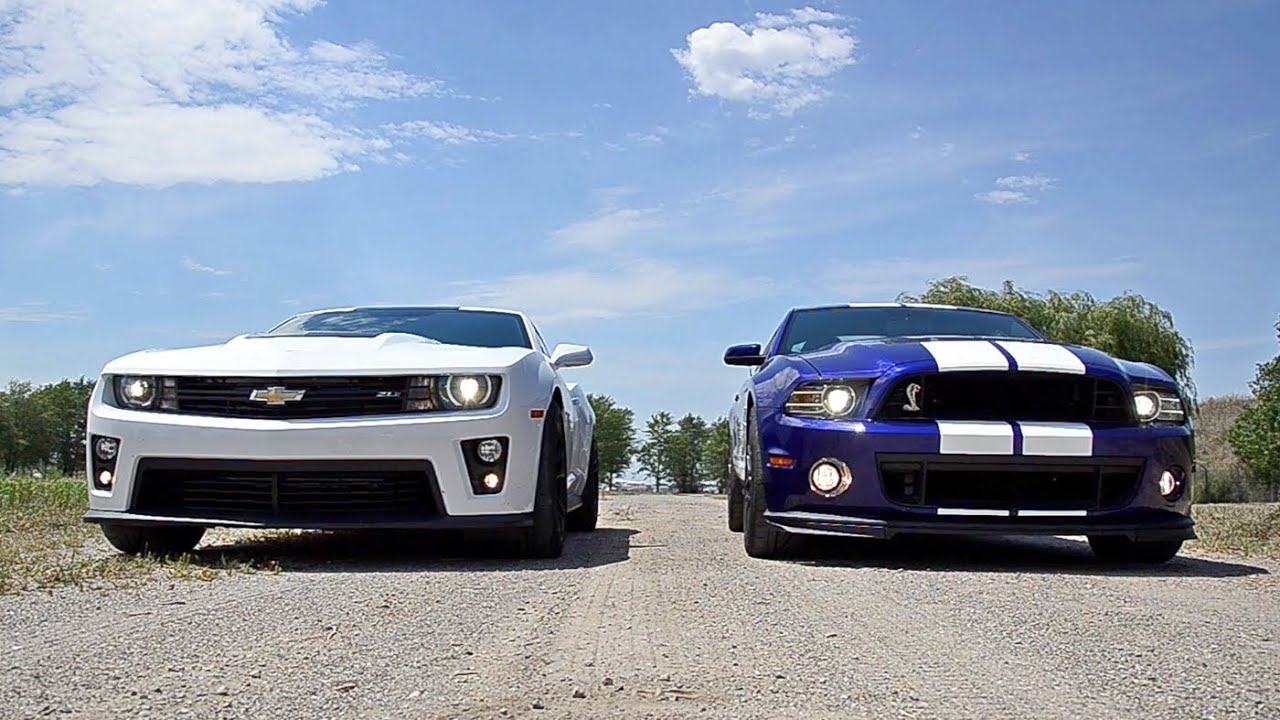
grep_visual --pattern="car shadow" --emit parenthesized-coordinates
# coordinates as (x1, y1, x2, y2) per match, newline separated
(787, 533, 1270, 578)
(188, 526, 638, 573)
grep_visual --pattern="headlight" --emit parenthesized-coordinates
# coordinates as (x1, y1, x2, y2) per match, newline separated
(115, 376, 158, 409)
(1133, 386, 1185, 424)
(406, 375, 501, 412)
(785, 381, 864, 419)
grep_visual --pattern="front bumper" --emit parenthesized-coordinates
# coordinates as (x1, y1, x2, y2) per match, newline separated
(757, 411, 1196, 538)
(84, 387, 547, 528)
(766, 509, 1195, 541)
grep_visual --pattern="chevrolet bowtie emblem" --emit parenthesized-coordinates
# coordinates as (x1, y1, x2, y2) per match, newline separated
(249, 386, 306, 406)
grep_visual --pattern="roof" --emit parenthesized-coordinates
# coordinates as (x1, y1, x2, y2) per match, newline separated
(791, 302, 1015, 316)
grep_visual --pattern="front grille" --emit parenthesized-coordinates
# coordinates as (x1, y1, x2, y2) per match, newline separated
(133, 459, 438, 521)
(874, 372, 1132, 424)
(879, 456, 1143, 511)
(171, 376, 412, 419)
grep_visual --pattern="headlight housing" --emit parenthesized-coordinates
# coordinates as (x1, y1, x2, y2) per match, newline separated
(785, 380, 868, 419)
(406, 375, 501, 412)
(1132, 386, 1186, 424)
(112, 376, 178, 410)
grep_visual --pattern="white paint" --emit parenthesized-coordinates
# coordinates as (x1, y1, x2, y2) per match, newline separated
(1017, 510, 1088, 517)
(921, 340, 1009, 372)
(937, 421, 1015, 455)
(1017, 422, 1094, 457)
(937, 508, 1011, 517)
(86, 307, 598, 521)
(996, 341, 1086, 374)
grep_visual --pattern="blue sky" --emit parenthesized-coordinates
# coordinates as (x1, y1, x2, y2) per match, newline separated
(1, 0, 1277, 427)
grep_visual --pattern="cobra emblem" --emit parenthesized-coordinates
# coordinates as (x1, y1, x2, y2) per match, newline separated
(903, 382, 923, 412)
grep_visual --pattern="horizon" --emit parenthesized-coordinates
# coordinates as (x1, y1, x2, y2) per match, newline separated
(2, 0, 1277, 426)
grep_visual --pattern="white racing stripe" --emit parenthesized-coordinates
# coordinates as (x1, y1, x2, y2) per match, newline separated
(995, 341, 1086, 374)
(937, 420, 1014, 455)
(937, 508, 1010, 517)
(1017, 422, 1094, 457)
(1018, 510, 1088, 517)
(922, 340, 1009, 372)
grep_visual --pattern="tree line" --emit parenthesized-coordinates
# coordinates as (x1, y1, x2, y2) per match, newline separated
(2, 278, 1277, 501)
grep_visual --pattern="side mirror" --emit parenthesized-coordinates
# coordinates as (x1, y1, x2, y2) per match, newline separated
(723, 343, 765, 366)
(551, 343, 594, 369)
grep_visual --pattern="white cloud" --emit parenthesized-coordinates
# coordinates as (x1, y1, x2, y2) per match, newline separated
(627, 127, 670, 146)
(550, 208, 664, 252)
(996, 173, 1056, 191)
(671, 7, 857, 116)
(389, 121, 514, 145)
(0, 0, 434, 187)
(911, 125, 927, 140)
(939, 142, 956, 157)
(1012, 150, 1033, 162)
(975, 189, 1034, 205)
(453, 259, 772, 323)
(181, 257, 231, 276)
(0, 303, 85, 322)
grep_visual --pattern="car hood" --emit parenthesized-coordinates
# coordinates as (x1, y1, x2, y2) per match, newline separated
(101, 333, 535, 376)
(795, 337, 1175, 385)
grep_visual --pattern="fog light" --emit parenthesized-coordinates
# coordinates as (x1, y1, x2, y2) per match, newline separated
(481, 472, 502, 491)
(1158, 468, 1183, 498)
(94, 437, 119, 462)
(477, 439, 504, 463)
(97, 470, 114, 488)
(809, 459, 852, 497)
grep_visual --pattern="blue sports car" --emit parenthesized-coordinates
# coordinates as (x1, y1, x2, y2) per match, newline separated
(723, 303, 1195, 563)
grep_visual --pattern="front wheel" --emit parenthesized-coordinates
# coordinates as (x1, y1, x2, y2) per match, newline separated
(100, 524, 205, 556)
(519, 403, 568, 558)
(1087, 536, 1183, 564)
(742, 410, 789, 559)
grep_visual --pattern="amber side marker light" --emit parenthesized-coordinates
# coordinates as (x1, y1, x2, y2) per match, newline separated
(767, 454, 795, 469)
(530, 409, 545, 419)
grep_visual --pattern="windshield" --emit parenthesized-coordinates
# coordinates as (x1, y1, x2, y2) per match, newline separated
(265, 308, 531, 349)
(780, 306, 1042, 354)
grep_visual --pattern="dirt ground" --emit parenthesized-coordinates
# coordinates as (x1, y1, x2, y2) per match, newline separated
(2, 493, 1277, 719)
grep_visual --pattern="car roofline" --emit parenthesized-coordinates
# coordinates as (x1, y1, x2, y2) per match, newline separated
(790, 302, 1016, 317)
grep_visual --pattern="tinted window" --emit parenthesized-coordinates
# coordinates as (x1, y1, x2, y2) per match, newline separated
(780, 306, 1041, 354)
(266, 308, 531, 349)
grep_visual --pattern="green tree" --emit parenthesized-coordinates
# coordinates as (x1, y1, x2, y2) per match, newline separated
(637, 411, 675, 492)
(667, 413, 709, 493)
(587, 393, 636, 490)
(32, 378, 96, 475)
(1229, 318, 1280, 500)
(899, 277, 1195, 392)
(701, 417, 732, 494)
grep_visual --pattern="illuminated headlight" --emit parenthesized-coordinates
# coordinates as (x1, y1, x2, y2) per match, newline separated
(405, 375, 501, 412)
(115, 376, 158, 409)
(442, 375, 496, 409)
(1133, 387, 1185, 424)
(786, 381, 865, 419)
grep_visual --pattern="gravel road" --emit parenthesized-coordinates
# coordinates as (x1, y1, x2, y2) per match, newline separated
(3, 494, 1278, 719)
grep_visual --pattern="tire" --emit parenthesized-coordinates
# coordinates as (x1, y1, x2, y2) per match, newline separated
(742, 409, 789, 559)
(727, 474, 744, 533)
(519, 402, 568, 558)
(568, 440, 599, 532)
(1087, 535, 1183, 564)
(100, 524, 205, 556)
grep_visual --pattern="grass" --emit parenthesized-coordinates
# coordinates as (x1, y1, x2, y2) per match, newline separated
(1, 475, 277, 596)
(1187, 503, 1280, 559)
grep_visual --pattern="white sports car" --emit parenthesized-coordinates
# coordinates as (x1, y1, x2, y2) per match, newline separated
(83, 305, 599, 559)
